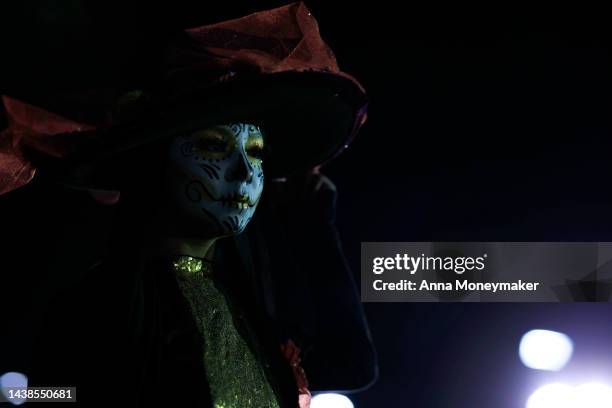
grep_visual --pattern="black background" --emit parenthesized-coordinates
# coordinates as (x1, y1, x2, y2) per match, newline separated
(2, 2, 612, 407)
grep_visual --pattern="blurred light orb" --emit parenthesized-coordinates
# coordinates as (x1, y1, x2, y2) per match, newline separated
(526, 383, 574, 408)
(311, 393, 354, 408)
(526, 382, 612, 408)
(574, 382, 612, 408)
(0, 372, 28, 406)
(519, 329, 573, 371)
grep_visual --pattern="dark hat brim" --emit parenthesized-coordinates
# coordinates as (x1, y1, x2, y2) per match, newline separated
(64, 70, 367, 184)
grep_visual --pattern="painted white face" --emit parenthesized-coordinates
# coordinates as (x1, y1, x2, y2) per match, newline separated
(167, 123, 265, 237)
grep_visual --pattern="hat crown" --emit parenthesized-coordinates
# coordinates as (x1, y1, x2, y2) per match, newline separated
(164, 2, 340, 95)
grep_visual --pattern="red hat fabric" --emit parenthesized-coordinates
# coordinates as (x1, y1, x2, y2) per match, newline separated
(0, 96, 95, 195)
(163, 1, 357, 94)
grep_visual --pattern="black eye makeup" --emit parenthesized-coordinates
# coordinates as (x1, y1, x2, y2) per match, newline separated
(247, 145, 264, 159)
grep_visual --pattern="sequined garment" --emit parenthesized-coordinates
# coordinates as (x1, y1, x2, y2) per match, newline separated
(172, 256, 281, 408)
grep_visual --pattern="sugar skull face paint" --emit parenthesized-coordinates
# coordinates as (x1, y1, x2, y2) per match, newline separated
(167, 123, 265, 237)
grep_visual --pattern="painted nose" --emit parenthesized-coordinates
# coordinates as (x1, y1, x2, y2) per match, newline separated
(225, 152, 253, 183)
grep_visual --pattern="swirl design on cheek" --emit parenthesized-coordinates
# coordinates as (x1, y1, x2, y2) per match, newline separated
(180, 140, 195, 157)
(184, 180, 224, 234)
(198, 163, 220, 180)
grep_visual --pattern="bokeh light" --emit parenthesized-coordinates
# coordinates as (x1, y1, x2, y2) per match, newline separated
(311, 393, 354, 408)
(0, 372, 28, 406)
(519, 329, 573, 371)
(573, 382, 612, 408)
(526, 383, 574, 408)
(526, 382, 612, 408)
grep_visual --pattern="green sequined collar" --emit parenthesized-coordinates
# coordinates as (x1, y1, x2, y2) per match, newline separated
(171, 255, 214, 277)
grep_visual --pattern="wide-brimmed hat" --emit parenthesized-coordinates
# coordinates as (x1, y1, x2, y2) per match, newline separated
(0, 2, 367, 195)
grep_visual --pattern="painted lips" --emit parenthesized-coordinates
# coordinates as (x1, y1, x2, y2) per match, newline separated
(220, 193, 250, 210)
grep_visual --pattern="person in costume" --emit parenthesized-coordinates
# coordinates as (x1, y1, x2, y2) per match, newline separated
(0, 3, 376, 407)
